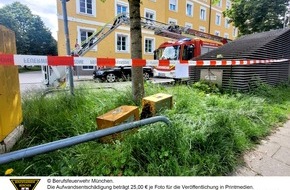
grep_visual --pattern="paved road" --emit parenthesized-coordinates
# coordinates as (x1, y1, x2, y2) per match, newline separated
(18, 71, 45, 93)
(18, 71, 130, 93)
(18, 71, 175, 94)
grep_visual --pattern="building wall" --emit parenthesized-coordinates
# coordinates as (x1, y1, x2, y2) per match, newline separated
(57, 0, 236, 75)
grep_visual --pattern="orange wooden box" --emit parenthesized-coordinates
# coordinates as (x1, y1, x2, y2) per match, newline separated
(96, 105, 139, 143)
(141, 93, 173, 118)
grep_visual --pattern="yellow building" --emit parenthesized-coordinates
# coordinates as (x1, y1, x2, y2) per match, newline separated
(57, 0, 237, 74)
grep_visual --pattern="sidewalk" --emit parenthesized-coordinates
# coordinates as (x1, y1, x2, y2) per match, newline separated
(232, 120, 290, 176)
(73, 75, 93, 81)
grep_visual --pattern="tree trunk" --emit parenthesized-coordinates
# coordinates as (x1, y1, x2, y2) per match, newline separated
(128, 0, 144, 105)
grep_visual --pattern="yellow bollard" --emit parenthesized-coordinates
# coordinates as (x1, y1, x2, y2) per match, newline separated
(0, 25, 23, 151)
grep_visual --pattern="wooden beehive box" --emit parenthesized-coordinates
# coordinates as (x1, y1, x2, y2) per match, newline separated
(141, 93, 173, 118)
(96, 105, 139, 143)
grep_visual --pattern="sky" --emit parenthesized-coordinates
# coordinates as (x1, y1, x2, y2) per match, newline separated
(0, 0, 58, 39)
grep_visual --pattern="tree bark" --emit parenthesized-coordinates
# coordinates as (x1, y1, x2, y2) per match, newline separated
(128, 0, 144, 105)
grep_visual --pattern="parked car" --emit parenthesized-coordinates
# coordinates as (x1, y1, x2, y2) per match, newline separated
(93, 66, 153, 82)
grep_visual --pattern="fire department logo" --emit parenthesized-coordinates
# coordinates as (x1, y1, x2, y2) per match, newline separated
(10, 179, 40, 190)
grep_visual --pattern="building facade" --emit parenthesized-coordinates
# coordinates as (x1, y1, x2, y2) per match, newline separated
(56, 0, 237, 75)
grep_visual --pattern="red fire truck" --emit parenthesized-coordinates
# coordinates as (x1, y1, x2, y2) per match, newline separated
(43, 13, 230, 86)
(153, 37, 224, 79)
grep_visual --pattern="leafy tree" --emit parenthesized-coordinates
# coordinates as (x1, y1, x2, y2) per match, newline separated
(224, 0, 289, 35)
(0, 2, 57, 55)
(128, 0, 144, 105)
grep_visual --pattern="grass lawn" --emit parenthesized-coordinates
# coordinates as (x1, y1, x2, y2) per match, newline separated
(1, 81, 290, 176)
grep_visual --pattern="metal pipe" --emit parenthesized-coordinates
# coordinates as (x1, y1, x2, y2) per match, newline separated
(0, 116, 171, 165)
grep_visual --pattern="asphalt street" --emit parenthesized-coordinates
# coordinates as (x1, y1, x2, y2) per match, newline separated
(18, 70, 130, 94)
(18, 70, 45, 93)
(18, 71, 176, 95)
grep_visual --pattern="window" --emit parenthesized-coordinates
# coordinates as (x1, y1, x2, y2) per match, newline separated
(78, 27, 97, 51)
(169, 0, 178, 11)
(225, 18, 230, 28)
(145, 12, 154, 20)
(201, 46, 217, 55)
(182, 45, 194, 60)
(144, 8, 156, 21)
(80, 30, 93, 42)
(186, 1, 193, 17)
(215, 13, 221, 25)
(116, 33, 129, 52)
(82, 66, 94, 70)
(200, 7, 206, 21)
(224, 33, 229, 39)
(168, 19, 179, 33)
(233, 27, 238, 37)
(80, 0, 92, 14)
(185, 22, 193, 29)
(117, 4, 127, 14)
(214, 30, 220, 36)
(144, 37, 155, 54)
(116, 1, 128, 15)
(199, 26, 206, 32)
(168, 18, 177, 25)
(226, 0, 231, 9)
(77, 0, 96, 16)
(216, 0, 222, 8)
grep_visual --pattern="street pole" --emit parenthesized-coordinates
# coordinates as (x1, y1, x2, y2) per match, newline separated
(61, 0, 74, 95)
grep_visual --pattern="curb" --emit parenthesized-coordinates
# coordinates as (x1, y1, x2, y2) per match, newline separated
(0, 125, 24, 154)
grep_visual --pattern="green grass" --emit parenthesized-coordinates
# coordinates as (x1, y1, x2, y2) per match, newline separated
(1, 81, 290, 176)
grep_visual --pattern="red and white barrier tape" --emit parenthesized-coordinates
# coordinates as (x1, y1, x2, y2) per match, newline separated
(188, 59, 289, 66)
(0, 54, 288, 67)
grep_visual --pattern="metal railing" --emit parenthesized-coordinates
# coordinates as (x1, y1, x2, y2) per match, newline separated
(0, 116, 171, 165)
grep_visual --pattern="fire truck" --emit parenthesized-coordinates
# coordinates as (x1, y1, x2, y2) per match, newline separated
(42, 13, 230, 86)
(153, 29, 230, 79)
